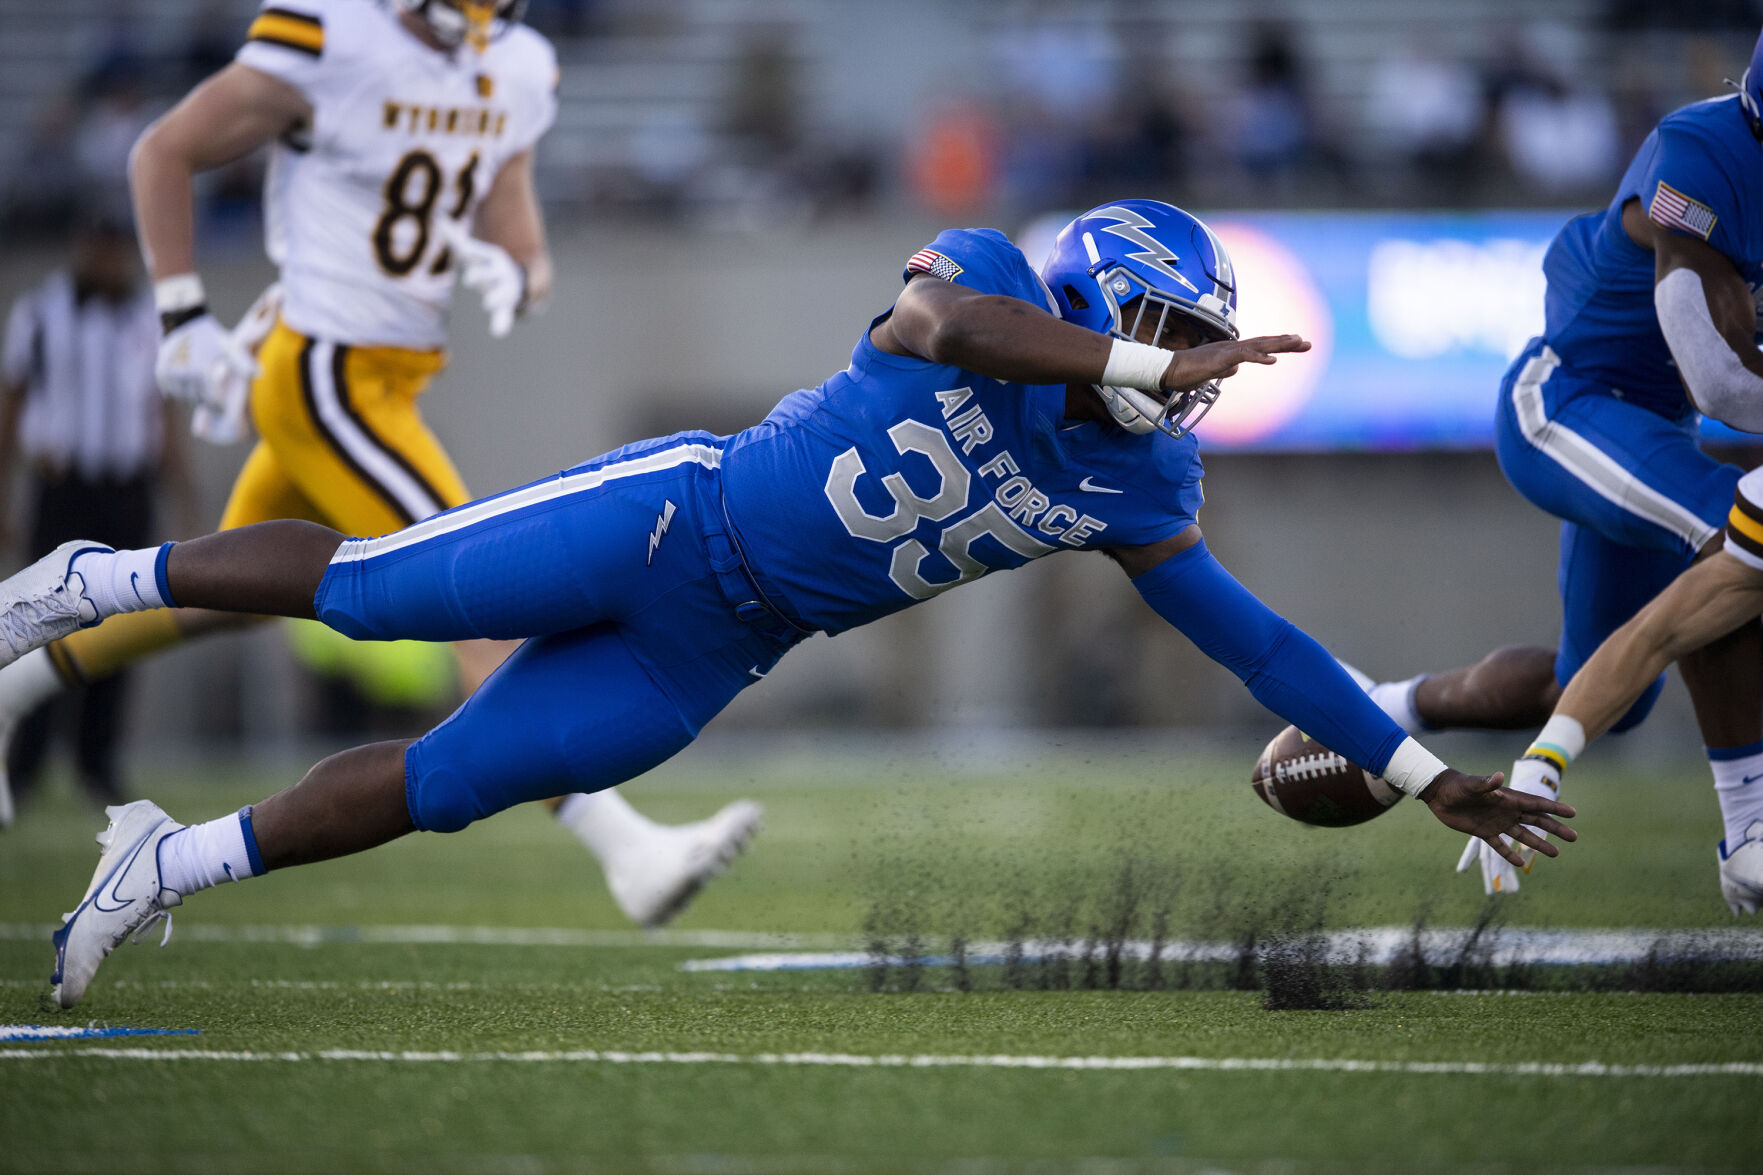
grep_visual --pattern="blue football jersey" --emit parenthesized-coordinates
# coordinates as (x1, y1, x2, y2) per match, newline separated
(1544, 95, 1763, 417)
(721, 227, 1205, 635)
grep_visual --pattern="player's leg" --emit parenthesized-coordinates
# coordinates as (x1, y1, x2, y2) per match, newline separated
(1682, 480, 1763, 885)
(49, 614, 782, 1007)
(0, 378, 326, 815)
(1369, 646, 1560, 733)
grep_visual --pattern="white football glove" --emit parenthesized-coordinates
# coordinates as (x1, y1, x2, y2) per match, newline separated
(189, 282, 282, 446)
(440, 220, 526, 339)
(158, 312, 259, 434)
(1455, 754, 1561, 895)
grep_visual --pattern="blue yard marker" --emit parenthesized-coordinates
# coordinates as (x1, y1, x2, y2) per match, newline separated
(1, 1025, 200, 1042)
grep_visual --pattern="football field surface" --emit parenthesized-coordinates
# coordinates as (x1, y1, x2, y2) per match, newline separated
(2, 739, 1759, 1173)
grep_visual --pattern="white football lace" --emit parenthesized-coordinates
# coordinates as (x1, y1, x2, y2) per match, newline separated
(0, 587, 84, 654)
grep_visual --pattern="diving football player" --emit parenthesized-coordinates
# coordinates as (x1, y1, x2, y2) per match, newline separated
(1358, 31, 1763, 899)
(0, 200, 1575, 1009)
(0, 0, 760, 926)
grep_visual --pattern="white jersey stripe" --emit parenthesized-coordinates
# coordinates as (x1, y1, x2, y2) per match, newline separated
(1512, 345, 1717, 550)
(330, 441, 725, 565)
(306, 340, 443, 524)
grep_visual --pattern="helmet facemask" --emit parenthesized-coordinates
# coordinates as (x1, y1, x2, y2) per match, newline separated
(399, 0, 521, 52)
(1090, 262, 1235, 439)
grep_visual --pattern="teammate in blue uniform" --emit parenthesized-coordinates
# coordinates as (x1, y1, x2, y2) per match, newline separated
(1361, 34, 1763, 899)
(0, 201, 1574, 1008)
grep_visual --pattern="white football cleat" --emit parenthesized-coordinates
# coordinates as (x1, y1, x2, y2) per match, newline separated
(50, 800, 185, 1009)
(1718, 821, 1763, 916)
(605, 800, 764, 928)
(0, 541, 111, 669)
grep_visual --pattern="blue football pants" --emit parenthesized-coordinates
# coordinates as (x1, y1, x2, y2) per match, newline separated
(311, 433, 796, 832)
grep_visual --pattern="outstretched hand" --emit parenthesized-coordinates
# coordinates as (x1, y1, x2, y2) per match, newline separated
(1160, 334, 1311, 391)
(1419, 769, 1577, 868)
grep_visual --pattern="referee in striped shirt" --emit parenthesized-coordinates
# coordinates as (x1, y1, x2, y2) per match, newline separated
(0, 214, 194, 819)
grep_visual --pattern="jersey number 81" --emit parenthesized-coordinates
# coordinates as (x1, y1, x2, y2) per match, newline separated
(374, 149, 478, 277)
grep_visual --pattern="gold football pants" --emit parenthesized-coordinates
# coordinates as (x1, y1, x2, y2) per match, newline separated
(219, 321, 470, 533)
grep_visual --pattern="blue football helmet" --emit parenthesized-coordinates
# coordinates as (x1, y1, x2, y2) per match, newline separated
(1041, 200, 1238, 438)
(1741, 26, 1763, 141)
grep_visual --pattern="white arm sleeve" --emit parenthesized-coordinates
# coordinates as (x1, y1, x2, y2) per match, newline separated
(1655, 267, 1763, 432)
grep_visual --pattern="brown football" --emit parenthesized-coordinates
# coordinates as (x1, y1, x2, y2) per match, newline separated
(1251, 725, 1402, 827)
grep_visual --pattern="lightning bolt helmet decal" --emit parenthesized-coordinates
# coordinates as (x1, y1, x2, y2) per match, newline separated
(1088, 205, 1200, 293)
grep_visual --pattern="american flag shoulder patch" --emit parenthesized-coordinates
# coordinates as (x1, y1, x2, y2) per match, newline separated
(1650, 181, 1717, 241)
(906, 249, 963, 282)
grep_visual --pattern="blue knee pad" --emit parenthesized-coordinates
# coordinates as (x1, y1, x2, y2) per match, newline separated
(404, 626, 697, 833)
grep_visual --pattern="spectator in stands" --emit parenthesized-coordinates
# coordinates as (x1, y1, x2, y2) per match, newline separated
(73, 64, 154, 211)
(0, 214, 195, 820)
(1491, 24, 1621, 197)
(1362, 39, 1488, 196)
(1, 96, 84, 238)
(1224, 23, 1325, 190)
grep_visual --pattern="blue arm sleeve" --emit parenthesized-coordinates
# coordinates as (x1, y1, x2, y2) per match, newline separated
(1131, 539, 1407, 775)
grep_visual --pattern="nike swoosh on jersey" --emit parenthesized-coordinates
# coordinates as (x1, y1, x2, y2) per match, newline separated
(748, 666, 768, 679)
(1078, 477, 1124, 494)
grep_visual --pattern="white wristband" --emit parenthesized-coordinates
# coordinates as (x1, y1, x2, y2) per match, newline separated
(1102, 338, 1171, 392)
(154, 273, 207, 314)
(1530, 714, 1586, 764)
(1380, 736, 1450, 798)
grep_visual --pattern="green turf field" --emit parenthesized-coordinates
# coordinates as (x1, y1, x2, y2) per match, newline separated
(3, 740, 1760, 1174)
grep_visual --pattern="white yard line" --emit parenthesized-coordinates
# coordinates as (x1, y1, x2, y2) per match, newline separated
(0, 1047, 1758, 1078)
(0, 923, 846, 949)
(682, 928, 1763, 972)
(4, 923, 1760, 965)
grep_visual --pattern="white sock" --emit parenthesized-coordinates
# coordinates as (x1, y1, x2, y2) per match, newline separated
(1367, 674, 1428, 735)
(555, 789, 657, 863)
(0, 647, 67, 718)
(69, 544, 171, 618)
(1708, 744, 1763, 848)
(157, 807, 264, 897)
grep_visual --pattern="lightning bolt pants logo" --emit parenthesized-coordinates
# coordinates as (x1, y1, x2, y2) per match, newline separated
(647, 500, 677, 566)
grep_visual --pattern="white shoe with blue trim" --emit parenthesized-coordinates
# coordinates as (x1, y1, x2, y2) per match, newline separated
(1718, 820, 1763, 916)
(0, 541, 111, 669)
(606, 800, 764, 928)
(50, 800, 185, 1009)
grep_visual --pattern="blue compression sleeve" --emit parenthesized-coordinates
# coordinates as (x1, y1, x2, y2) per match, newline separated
(1131, 539, 1407, 775)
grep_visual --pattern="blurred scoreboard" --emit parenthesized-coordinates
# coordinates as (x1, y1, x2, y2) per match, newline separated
(1020, 208, 1598, 452)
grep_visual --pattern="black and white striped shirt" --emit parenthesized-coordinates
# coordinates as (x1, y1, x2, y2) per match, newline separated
(3, 270, 162, 480)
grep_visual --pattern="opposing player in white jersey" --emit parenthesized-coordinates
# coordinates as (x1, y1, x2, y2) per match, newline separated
(0, 0, 760, 927)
